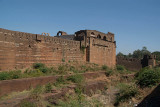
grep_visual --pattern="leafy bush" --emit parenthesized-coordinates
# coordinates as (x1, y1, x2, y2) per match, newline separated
(67, 74, 84, 84)
(0, 70, 22, 80)
(102, 65, 108, 71)
(80, 65, 88, 73)
(32, 63, 52, 74)
(114, 83, 138, 106)
(39, 67, 50, 73)
(0, 72, 10, 80)
(33, 63, 45, 69)
(62, 58, 65, 62)
(9, 70, 22, 79)
(74, 84, 84, 95)
(70, 66, 76, 71)
(54, 76, 66, 87)
(135, 67, 160, 87)
(116, 65, 125, 71)
(105, 70, 113, 76)
(25, 69, 44, 77)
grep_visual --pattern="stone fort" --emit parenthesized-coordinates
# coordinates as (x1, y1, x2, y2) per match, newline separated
(0, 28, 116, 71)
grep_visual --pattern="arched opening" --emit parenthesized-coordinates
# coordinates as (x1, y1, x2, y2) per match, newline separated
(57, 31, 67, 36)
(57, 32, 62, 36)
(97, 35, 101, 39)
(91, 32, 95, 35)
(103, 36, 106, 41)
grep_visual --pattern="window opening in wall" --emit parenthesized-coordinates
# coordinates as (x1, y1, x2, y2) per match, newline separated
(91, 32, 95, 35)
(57, 32, 62, 36)
(28, 45, 31, 48)
(97, 35, 101, 39)
(103, 36, 106, 41)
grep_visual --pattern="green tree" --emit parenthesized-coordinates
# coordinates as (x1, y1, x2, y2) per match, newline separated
(117, 52, 124, 57)
(132, 47, 151, 59)
(128, 53, 132, 58)
(142, 46, 151, 56)
(132, 49, 142, 59)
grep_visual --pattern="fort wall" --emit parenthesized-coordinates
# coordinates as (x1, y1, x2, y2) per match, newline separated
(116, 57, 142, 71)
(0, 28, 85, 71)
(89, 38, 116, 67)
(117, 55, 156, 71)
(75, 30, 116, 68)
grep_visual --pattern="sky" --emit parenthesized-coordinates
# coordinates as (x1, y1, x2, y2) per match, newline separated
(0, 0, 160, 54)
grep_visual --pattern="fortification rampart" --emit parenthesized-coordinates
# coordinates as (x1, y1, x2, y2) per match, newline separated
(117, 54, 157, 71)
(89, 37, 116, 67)
(75, 30, 116, 68)
(116, 57, 142, 71)
(0, 28, 116, 70)
(0, 28, 85, 71)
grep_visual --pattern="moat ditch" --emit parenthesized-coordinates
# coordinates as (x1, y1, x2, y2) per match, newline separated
(0, 63, 160, 107)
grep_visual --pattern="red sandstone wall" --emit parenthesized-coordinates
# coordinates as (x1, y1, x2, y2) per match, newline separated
(0, 29, 85, 71)
(116, 57, 142, 71)
(89, 37, 116, 68)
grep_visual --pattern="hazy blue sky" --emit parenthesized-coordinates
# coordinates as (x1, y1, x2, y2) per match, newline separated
(0, 0, 160, 54)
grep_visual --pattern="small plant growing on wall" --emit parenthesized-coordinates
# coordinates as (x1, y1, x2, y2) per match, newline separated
(62, 58, 65, 62)
(80, 45, 86, 54)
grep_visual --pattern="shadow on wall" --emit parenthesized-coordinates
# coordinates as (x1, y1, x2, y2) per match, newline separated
(138, 84, 160, 107)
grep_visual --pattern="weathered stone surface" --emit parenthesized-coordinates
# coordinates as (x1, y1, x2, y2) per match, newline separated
(0, 28, 116, 70)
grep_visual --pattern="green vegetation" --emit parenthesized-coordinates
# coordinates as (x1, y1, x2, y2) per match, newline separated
(135, 67, 160, 87)
(0, 70, 21, 80)
(0, 62, 102, 81)
(116, 65, 125, 71)
(80, 45, 86, 53)
(19, 100, 36, 107)
(30, 85, 43, 100)
(45, 83, 52, 93)
(105, 70, 113, 76)
(33, 63, 45, 69)
(114, 83, 138, 106)
(62, 58, 65, 62)
(56, 94, 87, 107)
(67, 74, 84, 84)
(2, 60, 160, 107)
(54, 76, 67, 87)
(102, 65, 108, 71)
(117, 46, 151, 59)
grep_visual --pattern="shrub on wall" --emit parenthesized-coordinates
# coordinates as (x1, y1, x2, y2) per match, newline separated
(33, 63, 45, 69)
(80, 45, 86, 53)
(0, 72, 10, 80)
(0, 70, 22, 80)
(102, 65, 108, 71)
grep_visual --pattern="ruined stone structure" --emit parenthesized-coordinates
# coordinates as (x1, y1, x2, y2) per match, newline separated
(117, 55, 156, 71)
(0, 28, 116, 71)
(75, 30, 116, 67)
